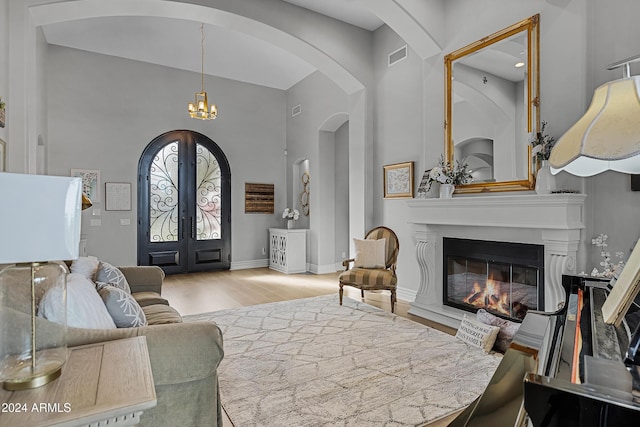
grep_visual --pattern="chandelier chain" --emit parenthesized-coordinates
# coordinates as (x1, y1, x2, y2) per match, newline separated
(201, 23, 205, 92)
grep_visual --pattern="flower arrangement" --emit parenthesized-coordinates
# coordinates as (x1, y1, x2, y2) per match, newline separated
(425, 155, 473, 192)
(282, 207, 300, 221)
(531, 121, 556, 162)
(588, 234, 625, 278)
(0, 97, 5, 110)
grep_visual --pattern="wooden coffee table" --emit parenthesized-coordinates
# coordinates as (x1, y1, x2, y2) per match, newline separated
(0, 336, 156, 426)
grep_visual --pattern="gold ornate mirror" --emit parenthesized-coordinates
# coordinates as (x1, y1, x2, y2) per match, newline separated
(445, 14, 540, 193)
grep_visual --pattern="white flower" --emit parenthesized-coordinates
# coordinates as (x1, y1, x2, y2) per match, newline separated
(282, 207, 300, 220)
(429, 167, 442, 180)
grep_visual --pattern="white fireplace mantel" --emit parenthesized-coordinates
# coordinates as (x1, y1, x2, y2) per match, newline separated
(406, 193, 587, 328)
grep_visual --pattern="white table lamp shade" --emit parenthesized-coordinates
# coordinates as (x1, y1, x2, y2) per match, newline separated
(0, 172, 82, 263)
(0, 173, 81, 390)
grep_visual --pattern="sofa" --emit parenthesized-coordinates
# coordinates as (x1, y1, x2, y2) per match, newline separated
(62, 264, 225, 427)
(1, 261, 224, 427)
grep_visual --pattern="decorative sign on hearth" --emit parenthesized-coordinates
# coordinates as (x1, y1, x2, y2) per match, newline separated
(245, 183, 274, 214)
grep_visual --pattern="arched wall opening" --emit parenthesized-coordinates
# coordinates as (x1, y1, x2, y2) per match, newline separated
(308, 112, 349, 273)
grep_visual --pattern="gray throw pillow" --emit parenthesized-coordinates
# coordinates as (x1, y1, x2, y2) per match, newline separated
(95, 261, 131, 293)
(476, 309, 521, 352)
(98, 284, 147, 328)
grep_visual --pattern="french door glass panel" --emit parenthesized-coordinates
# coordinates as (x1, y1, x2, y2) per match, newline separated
(195, 143, 221, 241)
(149, 141, 179, 243)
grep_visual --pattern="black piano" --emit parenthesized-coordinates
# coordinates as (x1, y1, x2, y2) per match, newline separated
(449, 274, 640, 427)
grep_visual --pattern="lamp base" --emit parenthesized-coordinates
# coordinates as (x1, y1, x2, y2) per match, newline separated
(2, 363, 62, 391)
(1, 346, 66, 390)
(0, 263, 68, 391)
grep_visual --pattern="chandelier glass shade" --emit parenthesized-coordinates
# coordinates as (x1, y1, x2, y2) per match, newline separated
(188, 24, 218, 120)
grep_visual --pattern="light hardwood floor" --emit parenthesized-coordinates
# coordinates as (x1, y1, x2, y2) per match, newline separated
(162, 267, 460, 427)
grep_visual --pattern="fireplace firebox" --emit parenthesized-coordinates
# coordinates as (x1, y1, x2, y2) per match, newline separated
(443, 238, 544, 321)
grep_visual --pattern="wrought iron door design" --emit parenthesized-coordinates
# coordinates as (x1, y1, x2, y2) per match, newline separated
(138, 130, 231, 274)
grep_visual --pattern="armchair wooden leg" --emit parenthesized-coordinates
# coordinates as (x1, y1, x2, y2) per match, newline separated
(339, 284, 344, 306)
(361, 289, 365, 299)
(390, 290, 397, 314)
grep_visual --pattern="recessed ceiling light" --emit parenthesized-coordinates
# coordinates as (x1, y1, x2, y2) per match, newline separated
(514, 62, 525, 68)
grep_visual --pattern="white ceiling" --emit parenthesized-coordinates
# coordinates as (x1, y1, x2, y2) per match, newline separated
(41, 1, 383, 91)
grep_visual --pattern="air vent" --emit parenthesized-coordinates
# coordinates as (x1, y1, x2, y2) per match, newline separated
(388, 45, 408, 67)
(292, 104, 302, 117)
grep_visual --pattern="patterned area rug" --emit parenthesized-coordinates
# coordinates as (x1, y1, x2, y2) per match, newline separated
(185, 295, 502, 427)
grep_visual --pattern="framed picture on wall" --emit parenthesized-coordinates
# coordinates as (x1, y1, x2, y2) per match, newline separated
(71, 169, 100, 202)
(383, 161, 414, 199)
(105, 182, 132, 211)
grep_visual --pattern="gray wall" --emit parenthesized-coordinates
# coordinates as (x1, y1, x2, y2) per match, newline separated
(335, 121, 350, 265)
(46, 45, 287, 267)
(372, 24, 424, 299)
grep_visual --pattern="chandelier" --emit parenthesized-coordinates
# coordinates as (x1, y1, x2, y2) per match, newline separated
(188, 23, 218, 120)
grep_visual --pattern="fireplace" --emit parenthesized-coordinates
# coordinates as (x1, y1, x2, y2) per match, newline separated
(406, 194, 585, 328)
(443, 238, 544, 321)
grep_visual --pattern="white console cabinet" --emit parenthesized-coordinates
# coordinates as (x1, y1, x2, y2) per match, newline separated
(269, 228, 307, 274)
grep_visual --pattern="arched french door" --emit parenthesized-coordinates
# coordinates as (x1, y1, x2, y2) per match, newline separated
(137, 130, 231, 274)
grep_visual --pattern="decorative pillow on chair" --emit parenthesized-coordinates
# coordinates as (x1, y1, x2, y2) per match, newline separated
(455, 314, 500, 353)
(38, 273, 116, 329)
(97, 284, 147, 328)
(353, 238, 387, 268)
(95, 261, 131, 294)
(70, 256, 100, 281)
(476, 309, 521, 352)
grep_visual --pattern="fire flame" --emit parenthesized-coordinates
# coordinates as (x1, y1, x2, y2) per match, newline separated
(462, 278, 510, 316)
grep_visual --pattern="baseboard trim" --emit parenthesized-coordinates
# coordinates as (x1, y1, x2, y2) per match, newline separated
(308, 263, 339, 275)
(230, 259, 269, 270)
(396, 287, 417, 303)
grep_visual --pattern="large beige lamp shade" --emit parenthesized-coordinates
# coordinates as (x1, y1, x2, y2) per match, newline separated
(549, 56, 640, 176)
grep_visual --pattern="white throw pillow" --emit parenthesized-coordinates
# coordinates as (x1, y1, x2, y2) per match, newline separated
(95, 261, 131, 294)
(38, 273, 116, 329)
(353, 238, 386, 269)
(455, 314, 500, 353)
(70, 256, 100, 281)
(97, 284, 147, 328)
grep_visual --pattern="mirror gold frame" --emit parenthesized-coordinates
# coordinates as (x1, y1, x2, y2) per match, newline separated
(445, 14, 540, 193)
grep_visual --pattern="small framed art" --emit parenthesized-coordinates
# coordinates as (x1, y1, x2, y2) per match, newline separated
(383, 161, 414, 199)
(105, 182, 132, 211)
(71, 169, 100, 201)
